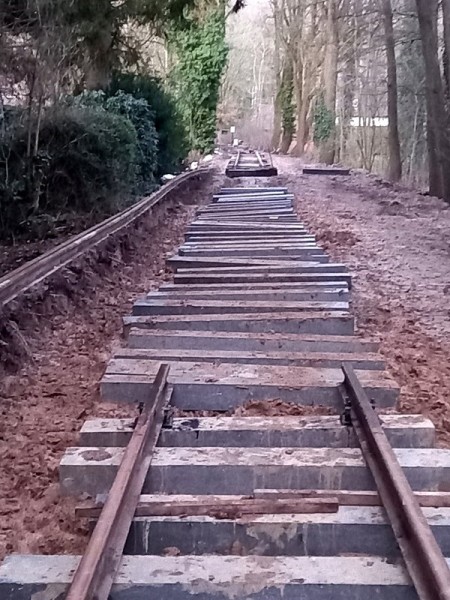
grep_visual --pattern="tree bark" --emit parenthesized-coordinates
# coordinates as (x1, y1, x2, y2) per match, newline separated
(341, 48, 356, 161)
(443, 0, 450, 95)
(272, 92, 283, 150)
(84, 21, 114, 90)
(280, 57, 295, 154)
(380, 0, 402, 181)
(415, 0, 450, 199)
(291, 54, 304, 156)
(319, 0, 339, 164)
(271, 0, 283, 150)
(296, 93, 310, 154)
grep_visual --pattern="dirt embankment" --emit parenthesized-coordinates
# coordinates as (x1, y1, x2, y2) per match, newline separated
(0, 168, 219, 560)
(273, 156, 450, 447)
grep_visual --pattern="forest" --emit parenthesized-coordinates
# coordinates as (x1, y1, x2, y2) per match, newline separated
(223, 0, 450, 197)
(1, 0, 449, 241)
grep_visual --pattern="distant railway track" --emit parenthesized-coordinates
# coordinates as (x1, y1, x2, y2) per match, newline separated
(226, 149, 277, 177)
(2, 157, 450, 599)
(0, 169, 206, 308)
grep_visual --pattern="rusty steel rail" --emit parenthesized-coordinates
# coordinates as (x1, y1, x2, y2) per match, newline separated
(0, 170, 205, 307)
(66, 364, 170, 600)
(342, 363, 450, 600)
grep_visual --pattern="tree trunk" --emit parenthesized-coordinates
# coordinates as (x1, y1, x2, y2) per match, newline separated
(272, 93, 283, 150)
(280, 129, 293, 154)
(415, 0, 450, 199)
(380, 0, 402, 181)
(271, 0, 283, 150)
(341, 50, 356, 161)
(280, 57, 295, 154)
(296, 97, 310, 154)
(443, 0, 450, 94)
(84, 25, 114, 90)
(319, 0, 339, 164)
(291, 55, 304, 156)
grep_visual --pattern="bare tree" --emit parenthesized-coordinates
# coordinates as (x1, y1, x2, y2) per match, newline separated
(415, 0, 450, 199)
(380, 0, 402, 181)
(319, 0, 339, 164)
(442, 0, 450, 94)
(271, 0, 283, 149)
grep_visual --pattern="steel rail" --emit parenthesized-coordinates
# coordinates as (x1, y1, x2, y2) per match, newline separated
(65, 364, 170, 600)
(0, 170, 205, 307)
(342, 363, 450, 600)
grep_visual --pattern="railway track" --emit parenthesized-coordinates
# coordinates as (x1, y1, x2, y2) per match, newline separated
(226, 150, 277, 177)
(2, 182, 450, 599)
(0, 169, 204, 308)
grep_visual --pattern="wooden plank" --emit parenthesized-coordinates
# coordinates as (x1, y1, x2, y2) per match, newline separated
(76, 489, 450, 520)
(253, 489, 450, 508)
(65, 364, 170, 600)
(76, 497, 339, 519)
(303, 167, 350, 176)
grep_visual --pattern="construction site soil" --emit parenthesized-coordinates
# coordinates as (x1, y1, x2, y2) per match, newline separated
(1, 156, 450, 560)
(0, 170, 214, 559)
(273, 156, 450, 447)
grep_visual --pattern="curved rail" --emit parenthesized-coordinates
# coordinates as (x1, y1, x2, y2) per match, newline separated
(0, 170, 205, 307)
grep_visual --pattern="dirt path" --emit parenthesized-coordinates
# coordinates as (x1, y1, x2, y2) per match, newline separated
(0, 170, 221, 560)
(272, 155, 450, 446)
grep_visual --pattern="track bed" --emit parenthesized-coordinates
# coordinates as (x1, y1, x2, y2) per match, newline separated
(2, 182, 450, 599)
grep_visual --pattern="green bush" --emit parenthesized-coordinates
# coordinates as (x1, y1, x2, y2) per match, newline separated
(0, 105, 137, 240)
(0, 78, 185, 241)
(74, 90, 159, 192)
(107, 73, 189, 175)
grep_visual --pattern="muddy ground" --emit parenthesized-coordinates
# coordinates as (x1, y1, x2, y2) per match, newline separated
(1, 155, 450, 560)
(272, 156, 450, 446)
(0, 169, 218, 560)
